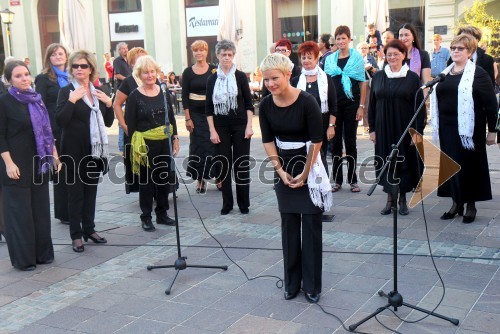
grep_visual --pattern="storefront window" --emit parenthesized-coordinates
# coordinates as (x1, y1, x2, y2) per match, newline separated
(185, 0, 218, 6)
(108, 0, 142, 13)
(38, 0, 60, 55)
(388, 0, 425, 45)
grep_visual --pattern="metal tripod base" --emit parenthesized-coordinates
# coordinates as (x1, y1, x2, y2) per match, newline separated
(348, 290, 459, 331)
(147, 257, 228, 295)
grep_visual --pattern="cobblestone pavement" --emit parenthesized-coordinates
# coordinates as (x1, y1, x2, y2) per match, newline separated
(0, 116, 499, 334)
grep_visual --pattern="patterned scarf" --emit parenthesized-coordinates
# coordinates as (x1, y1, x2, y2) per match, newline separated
(324, 48, 366, 100)
(408, 47, 422, 78)
(8, 86, 55, 173)
(71, 79, 109, 158)
(52, 65, 69, 88)
(430, 60, 476, 149)
(384, 64, 410, 79)
(297, 65, 329, 113)
(212, 63, 238, 115)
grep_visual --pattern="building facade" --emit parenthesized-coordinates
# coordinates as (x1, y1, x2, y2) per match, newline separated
(0, 0, 498, 78)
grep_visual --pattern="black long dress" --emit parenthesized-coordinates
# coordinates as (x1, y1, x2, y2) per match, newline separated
(181, 65, 218, 181)
(368, 70, 425, 193)
(436, 67, 498, 203)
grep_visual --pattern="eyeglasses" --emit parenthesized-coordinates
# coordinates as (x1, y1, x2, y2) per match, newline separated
(386, 53, 403, 58)
(72, 63, 90, 69)
(275, 48, 289, 53)
(450, 46, 467, 52)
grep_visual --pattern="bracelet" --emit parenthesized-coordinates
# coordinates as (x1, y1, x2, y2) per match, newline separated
(359, 104, 365, 109)
(185, 118, 191, 122)
(328, 123, 336, 127)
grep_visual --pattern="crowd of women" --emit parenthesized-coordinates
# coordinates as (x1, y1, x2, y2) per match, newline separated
(0, 24, 498, 308)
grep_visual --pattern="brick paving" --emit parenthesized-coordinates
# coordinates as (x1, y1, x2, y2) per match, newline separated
(0, 116, 499, 334)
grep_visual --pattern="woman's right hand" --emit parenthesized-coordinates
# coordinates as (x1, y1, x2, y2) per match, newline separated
(210, 129, 220, 144)
(185, 119, 194, 133)
(68, 86, 86, 104)
(369, 131, 376, 144)
(278, 170, 293, 186)
(486, 132, 496, 146)
(120, 122, 128, 136)
(6, 162, 20, 179)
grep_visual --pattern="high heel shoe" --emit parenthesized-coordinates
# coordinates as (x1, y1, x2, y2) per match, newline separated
(440, 203, 464, 220)
(462, 207, 477, 224)
(83, 232, 107, 244)
(398, 193, 409, 215)
(380, 193, 393, 215)
(72, 239, 84, 253)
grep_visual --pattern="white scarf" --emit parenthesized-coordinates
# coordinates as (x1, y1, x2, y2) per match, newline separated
(384, 64, 410, 78)
(71, 79, 109, 158)
(297, 65, 329, 113)
(212, 63, 238, 115)
(275, 138, 333, 212)
(430, 60, 476, 149)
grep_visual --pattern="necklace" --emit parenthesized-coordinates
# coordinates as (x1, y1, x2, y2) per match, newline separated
(308, 83, 311, 89)
(450, 67, 465, 75)
(143, 85, 157, 97)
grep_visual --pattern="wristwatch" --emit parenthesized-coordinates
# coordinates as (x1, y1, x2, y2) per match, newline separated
(359, 104, 365, 109)
(328, 123, 336, 127)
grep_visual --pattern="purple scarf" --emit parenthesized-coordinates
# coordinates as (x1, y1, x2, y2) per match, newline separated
(8, 86, 55, 174)
(408, 47, 422, 77)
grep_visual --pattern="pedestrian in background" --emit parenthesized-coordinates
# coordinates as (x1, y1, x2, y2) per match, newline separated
(430, 34, 450, 77)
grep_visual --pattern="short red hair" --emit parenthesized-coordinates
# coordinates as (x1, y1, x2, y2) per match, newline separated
(275, 38, 292, 51)
(298, 41, 319, 58)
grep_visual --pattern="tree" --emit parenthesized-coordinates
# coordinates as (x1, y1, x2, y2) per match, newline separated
(457, 0, 500, 58)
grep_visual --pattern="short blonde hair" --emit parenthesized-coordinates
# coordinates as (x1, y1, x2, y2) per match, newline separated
(68, 50, 99, 82)
(133, 55, 161, 78)
(260, 53, 292, 75)
(433, 34, 443, 41)
(191, 40, 208, 51)
(357, 42, 369, 50)
(451, 34, 477, 53)
(126, 47, 148, 67)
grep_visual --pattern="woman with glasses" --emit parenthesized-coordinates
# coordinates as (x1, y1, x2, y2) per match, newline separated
(324, 25, 367, 193)
(432, 34, 497, 224)
(206, 40, 254, 215)
(56, 51, 114, 252)
(368, 40, 425, 216)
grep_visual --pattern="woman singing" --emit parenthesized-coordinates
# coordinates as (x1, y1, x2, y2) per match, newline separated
(432, 34, 498, 223)
(206, 40, 254, 215)
(182, 40, 218, 193)
(260, 53, 332, 303)
(0, 60, 61, 270)
(126, 56, 179, 232)
(324, 25, 367, 193)
(56, 51, 114, 252)
(368, 40, 425, 215)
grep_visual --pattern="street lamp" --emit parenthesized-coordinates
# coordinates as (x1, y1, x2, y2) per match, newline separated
(0, 8, 15, 57)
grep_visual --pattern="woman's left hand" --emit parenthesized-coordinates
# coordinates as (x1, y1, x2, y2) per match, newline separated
(245, 125, 254, 139)
(486, 132, 496, 146)
(94, 89, 112, 107)
(53, 158, 62, 174)
(326, 127, 335, 140)
(172, 138, 180, 157)
(356, 106, 364, 121)
(289, 172, 307, 188)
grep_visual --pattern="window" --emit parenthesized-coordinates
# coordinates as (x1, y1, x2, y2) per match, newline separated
(108, 0, 142, 13)
(38, 0, 60, 55)
(185, 0, 218, 7)
(388, 0, 425, 47)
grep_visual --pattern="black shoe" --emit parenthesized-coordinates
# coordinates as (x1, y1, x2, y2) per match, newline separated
(83, 232, 107, 244)
(157, 214, 176, 226)
(462, 208, 477, 224)
(284, 290, 299, 300)
(37, 258, 54, 265)
(60, 220, 70, 225)
(440, 203, 464, 220)
(305, 292, 320, 303)
(398, 201, 409, 215)
(20, 265, 36, 271)
(380, 193, 393, 215)
(239, 208, 249, 214)
(221, 208, 233, 215)
(72, 239, 84, 253)
(141, 218, 156, 232)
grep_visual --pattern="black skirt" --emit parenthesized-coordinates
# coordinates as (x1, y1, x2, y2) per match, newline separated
(186, 111, 218, 180)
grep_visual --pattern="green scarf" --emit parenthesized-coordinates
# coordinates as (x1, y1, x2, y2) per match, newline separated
(130, 125, 173, 175)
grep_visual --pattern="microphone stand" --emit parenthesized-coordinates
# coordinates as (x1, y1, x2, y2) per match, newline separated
(147, 84, 228, 295)
(349, 85, 459, 331)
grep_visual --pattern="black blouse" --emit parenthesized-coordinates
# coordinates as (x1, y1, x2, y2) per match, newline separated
(35, 73, 62, 136)
(330, 57, 363, 110)
(181, 64, 216, 113)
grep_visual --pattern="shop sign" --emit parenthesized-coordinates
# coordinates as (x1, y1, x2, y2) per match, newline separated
(186, 6, 219, 37)
(10, 0, 21, 5)
(109, 12, 145, 41)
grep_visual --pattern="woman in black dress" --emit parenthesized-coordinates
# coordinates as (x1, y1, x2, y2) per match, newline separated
(35, 43, 70, 225)
(56, 50, 114, 252)
(182, 40, 218, 193)
(206, 40, 254, 215)
(260, 53, 332, 303)
(291, 41, 337, 172)
(324, 25, 367, 193)
(368, 40, 425, 215)
(0, 61, 61, 270)
(432, 34, 497, 223)
(125, 56, 179, 232)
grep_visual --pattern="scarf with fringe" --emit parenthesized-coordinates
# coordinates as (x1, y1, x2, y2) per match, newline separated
(297, 65, 329, 113)
(212, 63, 238, 115)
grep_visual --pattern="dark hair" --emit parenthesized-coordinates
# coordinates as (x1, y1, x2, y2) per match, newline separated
(275, 38, 292, 51)
(398, 23, 422, 50)
(168, 72, 177, 84)
(334, 25, 351, 39)
(4, 60, 30, 82)
(384, 40, 408, 60)
(319, 33, 331, 48)
(41, 43, 69, 81)
(298, 41, 320, 58)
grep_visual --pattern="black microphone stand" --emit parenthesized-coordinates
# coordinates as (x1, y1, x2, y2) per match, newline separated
(349, 85, 459, 331)
(147, 85, 228, 295)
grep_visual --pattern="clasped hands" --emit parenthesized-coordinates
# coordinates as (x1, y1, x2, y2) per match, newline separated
(279, 170, 307, 188)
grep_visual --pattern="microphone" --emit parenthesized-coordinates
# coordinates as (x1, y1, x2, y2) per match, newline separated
(420, 73, 445, 90)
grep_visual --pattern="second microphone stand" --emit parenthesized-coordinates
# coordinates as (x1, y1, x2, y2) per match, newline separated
(147, 85, 228, 295)
(349, 85, 459, 331)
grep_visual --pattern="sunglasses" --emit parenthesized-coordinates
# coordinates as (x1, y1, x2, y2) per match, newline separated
(72, 63, 90, 69)
(450, 46, 467, 52)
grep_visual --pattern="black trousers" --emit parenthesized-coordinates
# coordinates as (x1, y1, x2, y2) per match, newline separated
(215, 122, 251, 211)
(0, 185, 3, 234)
(52, 134, 69, 221)
(332, 108, 358, 185)
(2, 183, 54, 269)
(281, 212, 323, 294)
